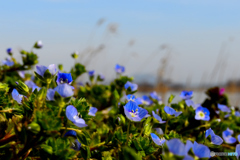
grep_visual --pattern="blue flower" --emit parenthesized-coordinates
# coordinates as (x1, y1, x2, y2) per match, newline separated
(180, 90, 193, 100)
(150, 91, 162, 103)
(97, 73, 105, 81)
(63, 130, 81, 150)
(135, 95, 153, 105)
(64, 130, 77, 137)
(123, 101, 148, 122)
(71, 139, 81, 151)
(238, 135, 240, 142)
(46, 89, 55, 101)
(166, 139, 186, 156)
(56, 72, 73, 85)
(185, 140, 193, 155)
(46, 84, 74, 100)
(222, 128, 236, 144)
(124, 81, 138, 92)
(88, 107, 98, 116)
(126, 94, 136, 101)
(2, 58, 14, 66)
(205, 128, 223, 145)
(34, 40, 43, 48)
(192, 141, 210, 158)
(205, 128, 214, 138)
(164, 106, 182, 117)
(154, 128, 164, 135)
(115, 64, 125, 73)
(25, 80, 40, 92)
(236, 144, 240, 159)
(12, 89, 23, 104)
(17, 71, 25, 79)
(235, 111, 240, 117)
(6, 48, 12, 55)
(195, 106, 210, 121)
(150, 133, 165, 146)
(185, 99, 194, 107)
(66, 105, 88, 128)
(218, 104, 231, 113)
(88, 70, 95, 76)
(36, 64, 56, 77)
(152, 110, 166, 124)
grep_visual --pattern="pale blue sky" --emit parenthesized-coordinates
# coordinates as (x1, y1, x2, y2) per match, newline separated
(1, 0, 240, 85)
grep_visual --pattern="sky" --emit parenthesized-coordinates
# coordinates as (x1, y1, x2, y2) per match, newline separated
(1, 0, 240, 86)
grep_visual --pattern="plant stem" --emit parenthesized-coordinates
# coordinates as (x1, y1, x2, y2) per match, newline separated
(138, 123, 144, 138)
(0, 135, 17, 146)
(60, 127, 82, 133)
(165, 119, 169, 134)
(126, 121, 131, 145)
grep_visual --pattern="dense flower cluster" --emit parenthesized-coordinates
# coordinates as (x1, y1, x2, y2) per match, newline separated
(1, 42, 240, 159)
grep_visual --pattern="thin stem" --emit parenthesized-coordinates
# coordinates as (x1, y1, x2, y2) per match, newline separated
(0, 135, 17, 146)
(126, 121, 131, 145)
(165, 119, 169, 134)
(138, 123, 144, 138)
(60, 127, 82, 133)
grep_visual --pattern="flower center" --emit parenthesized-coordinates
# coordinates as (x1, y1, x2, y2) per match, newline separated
(129, 109, 138, 117)
(60, 78, 68, 84)
(198, 111, 205, 118)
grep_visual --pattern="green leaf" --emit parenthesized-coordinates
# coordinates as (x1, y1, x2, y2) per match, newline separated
(40, 144, 53, 155)
(168, 94, 175, 104)
(120, 147, 141, 160)
(80, 145, 91, 160)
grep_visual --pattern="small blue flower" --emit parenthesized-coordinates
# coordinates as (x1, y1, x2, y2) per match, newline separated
(66, 105, 88, 128)
(88, 70, 95, 76)
(12, 89, 23, 104)
(152, 110, 166, 124)
(46, 84, 74, 100)
(56, 72, 73, 85)
(6, 48, 12, 55)
(185, 99, 194, 107)
(88, 107, 98, 116)
(46, 89, 55, 101)
(192, 141, 210, 158)
(36, 64, 56, 77)
(164, 106, 182, 117)
(166, 139, 186, 156)
(238, 135, 240, 142)
(54, 84, 74, 98)
(64, 130, 77, 138)
(150, 133, 165, 146)
(135, 95, 153, 105)
(126, 94, 136, 101)
(205, 128, 214, 138)
(195, 106, 210, 121)
(71, 139, 81, 151)
(124, 81, 138, 91)
(235, 111, 240, 117)
(35, 40, 43, 48)
(150, 91, 162, 103)
(123, 101, 148, 122)
(236, 144, 240, 159)
(218, 104, 231, 113)
(17, 71, 25, 79)
(180, 90, 193, 100)
(25, 80, 40, 92)
(98, 73, 105, 81)
(2, 58, 14, 66)
(205, 128, 223, 145)
(154, 128, 164, 135)
(115, 64, 125, 73)
(222, 128, 236, 144)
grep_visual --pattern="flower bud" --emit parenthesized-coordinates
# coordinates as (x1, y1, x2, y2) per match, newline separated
(15, 80, 29, 96)
(27, 122, 41, 134)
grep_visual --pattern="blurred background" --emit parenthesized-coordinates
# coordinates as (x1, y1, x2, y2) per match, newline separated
(1, 0, 240, 105)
